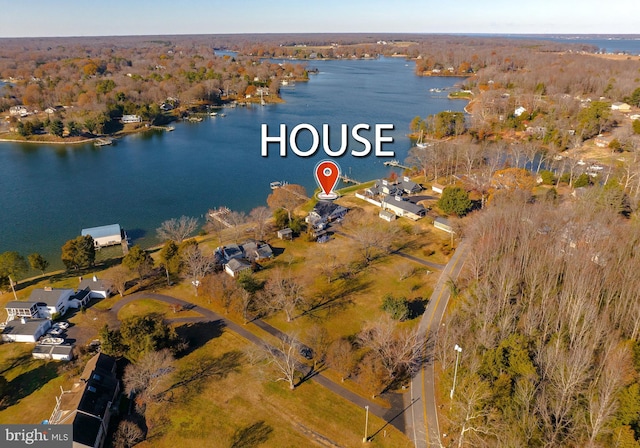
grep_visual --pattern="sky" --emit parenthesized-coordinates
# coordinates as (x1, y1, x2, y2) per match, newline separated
(0, 0, 638, 38)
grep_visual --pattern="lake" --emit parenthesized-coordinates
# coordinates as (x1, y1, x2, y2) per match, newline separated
(0, 57, 466, 268)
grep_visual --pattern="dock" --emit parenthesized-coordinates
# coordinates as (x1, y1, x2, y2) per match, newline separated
(208, 207, 233, 228)
(94, 138, 113, 147)
(339, 175, 361, 185)
(383, 160, 411, 170)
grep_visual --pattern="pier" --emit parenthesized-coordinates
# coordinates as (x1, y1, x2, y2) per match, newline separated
(207, 207, 233, 228)
(339, 175, 361, 185)
(383, 160, 411, 170)
(94, 138, 113, 147)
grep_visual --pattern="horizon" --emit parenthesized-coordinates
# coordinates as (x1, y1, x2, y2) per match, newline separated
(1, 0, 638, 38)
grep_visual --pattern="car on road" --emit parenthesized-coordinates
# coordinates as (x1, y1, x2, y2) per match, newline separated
(299, 346, 313, 360)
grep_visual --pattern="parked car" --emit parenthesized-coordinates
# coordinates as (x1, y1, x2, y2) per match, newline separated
(299, 346, 313, 360)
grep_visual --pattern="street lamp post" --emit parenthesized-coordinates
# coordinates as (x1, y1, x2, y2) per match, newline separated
(363, 405, 369, 442)
(450, 344, 462, 400)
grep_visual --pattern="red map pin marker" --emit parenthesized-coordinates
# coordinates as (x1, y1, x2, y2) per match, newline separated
(314, 160, 340, 200)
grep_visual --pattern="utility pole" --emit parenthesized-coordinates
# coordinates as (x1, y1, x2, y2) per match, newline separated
(450, 344, 462, 400)
(363, 405, 369, 442)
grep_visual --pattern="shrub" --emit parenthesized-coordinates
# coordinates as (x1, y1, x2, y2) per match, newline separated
(381, 294, 410, 321)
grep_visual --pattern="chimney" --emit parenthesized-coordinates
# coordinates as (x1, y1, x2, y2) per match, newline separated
(20, 317, 26, 324)
(92, 275, 97, 282)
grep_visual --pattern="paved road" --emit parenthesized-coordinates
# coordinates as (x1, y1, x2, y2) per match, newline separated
(108, 292, 399, 427)
(406, 240, 469, 448)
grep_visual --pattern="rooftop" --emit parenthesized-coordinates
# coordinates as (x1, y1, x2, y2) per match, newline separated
(81, 224, 121, 239)
(28, 288, 73, 306)
(2, 318, 50, 336)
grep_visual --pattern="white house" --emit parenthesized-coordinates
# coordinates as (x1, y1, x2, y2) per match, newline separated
(611, 102, 631, 112)
(379, 210, 396, 222)
(9, 105, 28, 117)
(1, 318, 51, 342)
(514, 106, 527, 117)
(81, 224, 123, 248)
(431, 183, 445, 195)
(121, 114, 142, 123)
(78, 275, 112, 299)
(28, 287, 75, 318)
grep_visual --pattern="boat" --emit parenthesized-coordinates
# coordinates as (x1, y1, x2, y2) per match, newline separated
(209, 112, 218, 117)
(165, 126, 175, 131)
(219, 113, 226, 117)
(416, 130, 428, 149)
(41, 337, 64, 345)
(270, 181, 288, 189)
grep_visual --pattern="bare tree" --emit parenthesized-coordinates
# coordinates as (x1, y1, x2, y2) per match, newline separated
(249, 206, 271, 241)
(264, 268, 305, 322)
(123, 349, 175, 404)
(114, 419, 144, 448)
(326, 338, 356, 382)
(262, 333, 300, 390)
(106, 266, 128, 297)
(182, 246, 216, 296)
(305, 324, 331, 369)
(266, 184, 307, 222)
(156, 215, 198, 243)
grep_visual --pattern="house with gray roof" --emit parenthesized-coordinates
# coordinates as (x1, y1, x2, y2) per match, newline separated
(224, 258, 252, 278)
(381, 195, 426, 221)
(397, 176, 423, 194)
(49, 353, 120, 448)
(306, 201, 348, 227)
(1, 317, 51, 342)
(28, 287, 75, 318)
(78, 275, 112, 300)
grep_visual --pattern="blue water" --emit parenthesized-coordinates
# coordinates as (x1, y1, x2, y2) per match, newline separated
(0, 57, 465, 267)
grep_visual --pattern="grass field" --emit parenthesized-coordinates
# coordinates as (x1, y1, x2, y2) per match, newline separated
(139, 331, 412, 448)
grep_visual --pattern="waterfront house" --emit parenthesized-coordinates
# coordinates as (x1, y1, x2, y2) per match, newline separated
(224, 258, 252, 277)
(397, 176, 422, 195)
(381, 195, 426, 221)
(28, 287, 75, 318)
(242, 241, 274, 261)
(1, 318, 51, 342)
(81, 224, 123, 248)
(78, 275, 113, 300)
(49, 353, 120, 448)
(306, 201, 348, 227)
(121, 114, 142, 123)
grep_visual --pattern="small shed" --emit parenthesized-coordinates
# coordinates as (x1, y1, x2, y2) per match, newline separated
(434, 217, 455, 234)
(277, 228, 293, 240)
(379, 210, 396, 222)
(81, 224, 123, 248)
(431, 183, 445, 195)
(33, 344, 74, 361)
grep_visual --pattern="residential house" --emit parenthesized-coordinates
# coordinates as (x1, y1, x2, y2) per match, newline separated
(121, 114, 142, 123)
(594, 134, 614, 148)
(45, 106, 63, 114)
(9, 105, 28, 117)
(1, 318, 51, 342)
(78, 276, 112, 300)
(5, 301, 39, 320)
(242, 241, 273, 261)
(221, 244, 244, 261)
(611, 102, 631, 112)
(81, 224, 123, 248)
(28, 287, 75, 318)
(381, 195, 426, 221)
(397, 176, 422, 195)
(306, 201, 348, 227)
(224, 258, 252, 278)
(49, 353, 120, 448)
